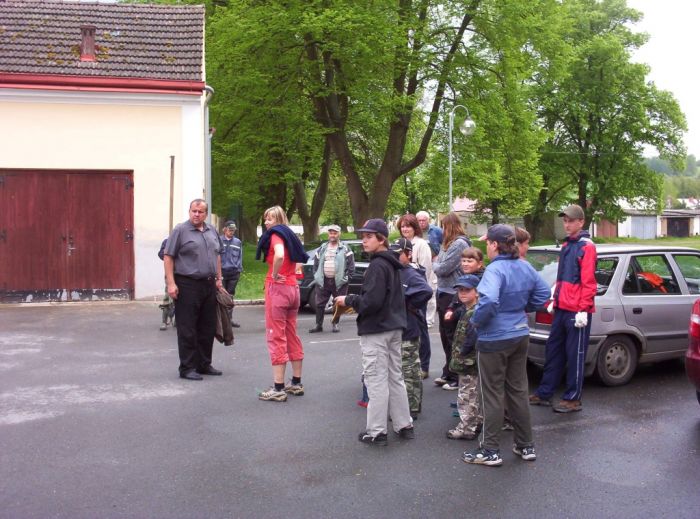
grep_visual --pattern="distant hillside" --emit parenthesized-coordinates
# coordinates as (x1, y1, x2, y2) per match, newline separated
(646, 155, 698, 176)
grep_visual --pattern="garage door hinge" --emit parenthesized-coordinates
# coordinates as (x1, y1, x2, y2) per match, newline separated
(0, 175, 4, 187)
(0, 229, 5, 242)
(124, 230, 133, 242)
(125, 179, 134, 190)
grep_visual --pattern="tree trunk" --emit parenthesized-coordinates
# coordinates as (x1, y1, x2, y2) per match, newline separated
(490, 201, 500, 225)
(294, 141, 334, 242)
(239, 214, 258, 245)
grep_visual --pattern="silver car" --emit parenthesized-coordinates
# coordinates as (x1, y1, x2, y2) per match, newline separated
(527, 244, 700, 386)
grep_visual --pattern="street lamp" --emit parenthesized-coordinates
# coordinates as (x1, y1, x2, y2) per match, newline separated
(448, 104, 476, 211)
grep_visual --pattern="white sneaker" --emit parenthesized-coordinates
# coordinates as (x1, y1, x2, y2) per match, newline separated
(258, 387, 287, 402)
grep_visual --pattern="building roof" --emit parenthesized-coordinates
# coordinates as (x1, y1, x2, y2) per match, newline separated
(0, 0, 204, 82)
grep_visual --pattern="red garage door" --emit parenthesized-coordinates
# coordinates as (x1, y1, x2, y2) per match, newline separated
(0, 169, 134, 302)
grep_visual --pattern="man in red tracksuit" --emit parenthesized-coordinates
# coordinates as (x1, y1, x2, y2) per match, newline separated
(530, 204, 597, 413)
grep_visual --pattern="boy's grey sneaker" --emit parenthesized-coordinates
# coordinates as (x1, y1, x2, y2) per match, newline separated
(512, 445, 536, 461)
(442, 382, 459, 391)
(284, 382, 304, 396)
(358, 432, 388, 446)
(258, 387, 287, 402)
(397, 425, 415, 439)
(462, 447, 503, 466)
(446, 428, 477, 440)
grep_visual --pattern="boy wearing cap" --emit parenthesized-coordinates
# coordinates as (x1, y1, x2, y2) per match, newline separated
(335, 219, 414, 446)
(220, 221, 243, 327)
(309, 225, 355, 334)
(446, 274, 482, 440)
(530, 204, 597, 413)
(391, 237, 433, 419)
(462, 224, 550, 467)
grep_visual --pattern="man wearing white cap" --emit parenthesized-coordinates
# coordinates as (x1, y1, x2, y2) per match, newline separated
(309, 225, 355, 333)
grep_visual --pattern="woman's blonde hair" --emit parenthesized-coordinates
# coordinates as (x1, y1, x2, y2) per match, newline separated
(264, 205, 289, 226)
(441, 212, 466, 250)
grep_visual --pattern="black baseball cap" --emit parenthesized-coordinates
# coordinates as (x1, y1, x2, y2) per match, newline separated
(357, 218, 389, 237)
(389, 237, 413, 255)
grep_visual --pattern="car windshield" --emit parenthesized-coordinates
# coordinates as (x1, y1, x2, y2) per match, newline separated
(525, 250, 618, 296)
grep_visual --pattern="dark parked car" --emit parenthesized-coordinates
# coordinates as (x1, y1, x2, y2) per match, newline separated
(686, 299, 700, 405)
(297, 240, 369, 311)
(527, 244, 700, 386)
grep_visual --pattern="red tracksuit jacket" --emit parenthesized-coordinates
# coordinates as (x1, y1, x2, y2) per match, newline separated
(553, 230, 597, 313)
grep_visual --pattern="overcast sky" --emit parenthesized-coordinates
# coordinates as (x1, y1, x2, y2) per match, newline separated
(626, 0, 699, 158)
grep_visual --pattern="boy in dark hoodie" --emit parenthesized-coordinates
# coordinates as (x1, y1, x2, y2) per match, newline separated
(390, 238, 433, 419)
(335, 219, 413, 446)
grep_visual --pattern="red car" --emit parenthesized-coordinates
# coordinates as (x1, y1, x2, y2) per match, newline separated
(686, 299, 700, 405)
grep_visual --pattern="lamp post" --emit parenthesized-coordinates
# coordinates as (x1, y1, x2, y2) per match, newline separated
(448, 104, 476, 211)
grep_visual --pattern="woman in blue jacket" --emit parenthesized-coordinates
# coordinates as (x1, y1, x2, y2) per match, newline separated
(462, 224, 550, 467)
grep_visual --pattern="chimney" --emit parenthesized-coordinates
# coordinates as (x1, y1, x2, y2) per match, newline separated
(80, 25, 96, 62)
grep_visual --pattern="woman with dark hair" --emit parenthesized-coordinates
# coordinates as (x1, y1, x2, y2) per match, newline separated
(398, 213, 433, 378)
(462, 224, 550, 467)
(432, 212, 471, 389)
(255, 205, 309, 402)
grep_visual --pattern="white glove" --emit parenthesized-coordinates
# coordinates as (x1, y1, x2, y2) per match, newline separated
(574, 311, 588, 328)
(546, 285, 556, 314)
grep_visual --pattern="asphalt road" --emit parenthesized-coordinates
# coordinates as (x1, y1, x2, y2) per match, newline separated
(1, 303, 698, 519)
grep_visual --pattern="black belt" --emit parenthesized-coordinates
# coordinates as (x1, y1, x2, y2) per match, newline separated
(175, 274, 216, 282)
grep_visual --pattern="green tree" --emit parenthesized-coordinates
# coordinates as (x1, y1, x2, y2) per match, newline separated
(206, 3, 331, 241)
(206, 0, 567, 236)
(529, 0, 687, 235)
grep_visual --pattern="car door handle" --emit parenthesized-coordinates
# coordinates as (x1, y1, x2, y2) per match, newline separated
(633, 307, 642, 314)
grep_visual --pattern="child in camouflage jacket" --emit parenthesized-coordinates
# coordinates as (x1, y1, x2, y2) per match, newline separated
(446, 274, 483, 440)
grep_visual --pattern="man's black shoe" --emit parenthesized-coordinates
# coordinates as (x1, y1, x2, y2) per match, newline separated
(231, 322, 241, 328)
(308, 325, 323, 333)
(196, 366, 223, 376)
(180, 371, 203, 381)
(397, 425, 415, 439)
(358, 432, 388, 446)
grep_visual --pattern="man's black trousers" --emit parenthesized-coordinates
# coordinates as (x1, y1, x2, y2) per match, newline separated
(174, 275, 217, 375)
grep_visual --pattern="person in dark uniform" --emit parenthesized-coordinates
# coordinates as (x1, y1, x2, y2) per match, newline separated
(164, 199, 224, 380)
(220, 220, 243, 328)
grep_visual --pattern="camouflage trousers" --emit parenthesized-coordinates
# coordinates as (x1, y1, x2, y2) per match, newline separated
(455, 373, 483, 434)
(401, 338, 423, 414)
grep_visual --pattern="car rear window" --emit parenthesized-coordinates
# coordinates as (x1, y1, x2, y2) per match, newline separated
(525, 251, 559, 286)
(526, 251, 618, 295)
(622, 254, 681, 295)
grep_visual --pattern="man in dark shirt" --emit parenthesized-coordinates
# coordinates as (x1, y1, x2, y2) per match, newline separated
(164, 199, 224, 380)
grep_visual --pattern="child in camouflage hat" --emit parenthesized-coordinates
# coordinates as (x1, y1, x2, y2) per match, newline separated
(446, 274, 483, 440)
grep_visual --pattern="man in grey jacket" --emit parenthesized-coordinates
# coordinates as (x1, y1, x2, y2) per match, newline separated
(309, 225, 355, 333)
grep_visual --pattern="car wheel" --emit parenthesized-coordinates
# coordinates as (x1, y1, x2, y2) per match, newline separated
(304, 286, 317, 311)
(596, 335, 638, 387)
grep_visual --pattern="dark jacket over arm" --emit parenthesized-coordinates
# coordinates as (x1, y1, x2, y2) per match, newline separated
(401, 264, 433, 341)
